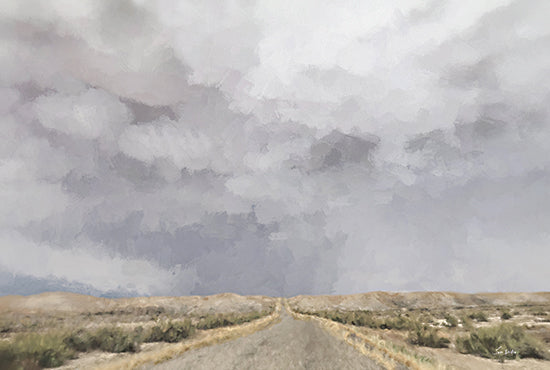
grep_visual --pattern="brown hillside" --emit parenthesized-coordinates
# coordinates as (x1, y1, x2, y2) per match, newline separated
(0, 292, 276, 315)
(289, 291, 550, 312)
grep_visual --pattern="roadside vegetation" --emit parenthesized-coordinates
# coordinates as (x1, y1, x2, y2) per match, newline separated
(143, 319, 195, 343)
(296, 309, 451, 348)
(196, 310, 269, 330)
(408, 323, 451, 348)
(456, 323, 548, 361)
(0, 309, 273, 369)
(293, 303, 550, 363)
(0, 332, 76, 369)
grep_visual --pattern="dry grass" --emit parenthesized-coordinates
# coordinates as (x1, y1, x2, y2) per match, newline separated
(2, 292, 548, 369)
(0, 293, 278, 369)
(290, 299, 550, 369)
(286, 301, 430, 370)
(95, 299, 282, 370)
(456, 323, 548, 361)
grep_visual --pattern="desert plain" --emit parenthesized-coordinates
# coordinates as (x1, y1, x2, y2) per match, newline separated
(1, 291, 549, 369)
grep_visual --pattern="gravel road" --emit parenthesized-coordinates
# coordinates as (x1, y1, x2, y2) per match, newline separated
(144, 305, 384, 370)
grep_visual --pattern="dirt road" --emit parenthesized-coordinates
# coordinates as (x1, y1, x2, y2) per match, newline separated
(144, 304, 384, 370)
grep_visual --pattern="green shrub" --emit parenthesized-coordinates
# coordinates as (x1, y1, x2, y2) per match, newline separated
(310, 310, 383, 329)
(196, 315, 232, 330)
(379, 315, 416, 331)
(408, 323, 450, 348)
(91, 327, 141, 352)
(349, 311, 379, 328)
(0, 326, 147, 369)
(64, 327, 141, 353)
(63, 329, 93, 352)
(468, 311, 488, 322)
(501, 311, 513, 320)
(145, 320, 194, 343)
(456, 323, 547, 360)
(195, 311, 266, 331)
(0, 332, 75, 369)
(308, 310, 429, 331)
(444, 314, 458, 328)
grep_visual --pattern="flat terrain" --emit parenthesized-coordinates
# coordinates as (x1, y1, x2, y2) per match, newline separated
(1, 291, 549, 369)
(0, 292, 278, 369)
(0, 291, 275, 316)
(0, 291, 276, 334)
(291, 292, 550, 370)
(144, 306, 383, 370)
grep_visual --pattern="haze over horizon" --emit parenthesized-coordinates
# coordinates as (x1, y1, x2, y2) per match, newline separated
(1, 0, 549, 298)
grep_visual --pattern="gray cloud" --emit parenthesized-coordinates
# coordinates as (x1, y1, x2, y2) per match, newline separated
(1, 0, 549, 297)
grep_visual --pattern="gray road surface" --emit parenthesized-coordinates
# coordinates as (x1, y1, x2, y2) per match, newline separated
(145, 305, 384, 370)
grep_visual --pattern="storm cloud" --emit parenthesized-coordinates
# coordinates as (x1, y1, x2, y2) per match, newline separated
(1, 0, 549, 297)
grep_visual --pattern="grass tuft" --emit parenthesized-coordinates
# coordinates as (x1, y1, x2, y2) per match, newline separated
(196, 311, 267, 330)
(144, 320, 195, 343)
(468, 311, 488, 322)
(0, 332, 75, 369)
(501, 311, 513, 320)
(407, 323, 450, 348)
(456, 323, 548, 361)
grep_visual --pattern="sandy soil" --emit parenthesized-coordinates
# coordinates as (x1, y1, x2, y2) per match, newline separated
(143, 305, 383, 370)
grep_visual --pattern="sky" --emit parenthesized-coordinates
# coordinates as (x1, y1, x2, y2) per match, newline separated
(1, 0, 549, 297)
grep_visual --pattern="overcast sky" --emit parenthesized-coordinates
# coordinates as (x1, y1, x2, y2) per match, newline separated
(1, 0, 549, 297)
